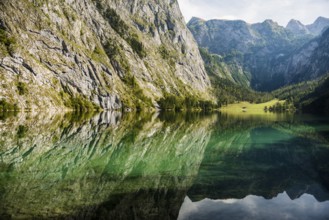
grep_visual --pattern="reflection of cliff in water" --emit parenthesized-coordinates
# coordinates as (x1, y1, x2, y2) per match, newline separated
(188, 113, 329, 202)
(0, 112, 216, 219)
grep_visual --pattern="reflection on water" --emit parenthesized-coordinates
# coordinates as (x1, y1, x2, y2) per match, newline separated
(0, 111, 215, 219)
(178, 193, 329, 220)
(181, 113, 329, 220)
(0, 112, 329, 219)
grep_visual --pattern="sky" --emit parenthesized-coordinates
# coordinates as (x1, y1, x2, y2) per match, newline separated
(177, 0, 329, 26)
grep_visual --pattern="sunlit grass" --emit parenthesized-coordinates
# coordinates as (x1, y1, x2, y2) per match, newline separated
(220, 99, 285, 113)
(219, 99, 289, 121)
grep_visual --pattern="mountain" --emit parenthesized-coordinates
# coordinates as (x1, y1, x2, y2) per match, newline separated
(188, 17, 303, 58)
(188, 17, 329, 91)
(286, 19, 310, 36)
(0, 0, 213, 111)
(284, 28, 329, 83)
(198, 47, 273, 105)
(307, 16, 329, 36)
(255, 27, 329, 90)
(188, 17, 257, 55)
(286, 17, 329, 36)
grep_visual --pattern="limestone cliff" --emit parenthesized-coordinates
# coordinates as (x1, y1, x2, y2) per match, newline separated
(0, 0, 212, 111)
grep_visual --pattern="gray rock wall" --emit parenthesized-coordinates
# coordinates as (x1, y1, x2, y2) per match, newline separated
(0, 0, 213, 110)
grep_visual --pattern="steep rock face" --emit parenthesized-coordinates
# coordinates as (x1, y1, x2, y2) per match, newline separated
(251, 23, 329, 87)
(0, 0, 212, 110)
(285, 29, 329, 82)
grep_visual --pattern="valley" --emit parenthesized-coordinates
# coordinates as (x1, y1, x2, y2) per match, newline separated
(187, 16, 329, 114)
(1, 1, 329, 219)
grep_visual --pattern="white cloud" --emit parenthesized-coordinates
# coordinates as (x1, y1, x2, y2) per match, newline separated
(178, 0, 329, 26)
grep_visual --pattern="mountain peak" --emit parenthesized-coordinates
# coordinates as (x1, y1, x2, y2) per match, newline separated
(307, 16, 329, 36)
(190, 17, 204, 22)
(261, 19, 282, 29)
(314, 16, 329, 23)
(263, 19, 277, 24)
(287, 19, 304, 27)
(286, 19, 309, 36)
(188, 17, 206, 25)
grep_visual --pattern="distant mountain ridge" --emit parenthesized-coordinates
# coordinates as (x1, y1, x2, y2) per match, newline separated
(188, 16, 329, 91)
(188, 17, 302, 55)
(286, 17, 329, 36)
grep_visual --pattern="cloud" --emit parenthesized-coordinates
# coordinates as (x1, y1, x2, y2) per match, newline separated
(178, 0, 329, 26)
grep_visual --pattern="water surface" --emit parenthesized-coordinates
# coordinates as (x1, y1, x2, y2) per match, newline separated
(179, 113, 329, 220)
(0, 111, 329, 219)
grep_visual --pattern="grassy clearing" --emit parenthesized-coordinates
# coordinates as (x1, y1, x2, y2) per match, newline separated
(219, 99, 291, 121)
(220, 99, 286, 114)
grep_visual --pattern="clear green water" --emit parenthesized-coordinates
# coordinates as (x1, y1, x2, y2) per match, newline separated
(0, 112, 329, 219)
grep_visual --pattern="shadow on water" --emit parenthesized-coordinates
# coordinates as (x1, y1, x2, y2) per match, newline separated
(1, 111, 329, 219)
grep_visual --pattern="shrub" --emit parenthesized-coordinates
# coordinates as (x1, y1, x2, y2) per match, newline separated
(158, 95, 216, 112)
(199, 100, 216, 111)
(158, 95, 184, 111)
(17, 125, 28, 139)
(17, 82, 28, 95)
(159, 45, 170, 60)
(267, 101, 295, 113)
(103, 8, 146, 58)
(122, 74, 137, 88)
(0, 111, 17, 121)
(103, 40, 131, 74)
(104, 8, 127, 37)
(127, 35, 146, 58)
(104, 41, 120, 59)
(185, 97, 199, 109)
(62, 93, 100, 112)
(93, 46, 103, 55)
(158, 45, 178, 68)
(0, 27, 16, 55)
(120, 74, 153, 111)
(0, 99, 19, 111)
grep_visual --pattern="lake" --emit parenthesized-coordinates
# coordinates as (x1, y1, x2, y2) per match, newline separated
(0, 111, 329, 219)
